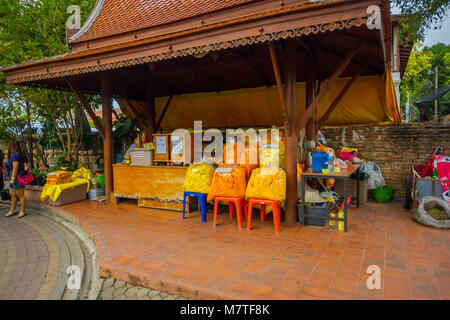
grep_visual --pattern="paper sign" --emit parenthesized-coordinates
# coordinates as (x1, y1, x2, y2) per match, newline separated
(171, 135, 183, 155)
(156, 136, 167, 155)
(216, 167, 232, 173)
(133, 151, 145, 158)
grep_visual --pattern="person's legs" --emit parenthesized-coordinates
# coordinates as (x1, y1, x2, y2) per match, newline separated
(5, 188, 17, 216)
(17, 188, 26, 218)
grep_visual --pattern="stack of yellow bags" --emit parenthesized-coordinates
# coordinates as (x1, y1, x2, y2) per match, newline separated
(46, 171, 73, 185)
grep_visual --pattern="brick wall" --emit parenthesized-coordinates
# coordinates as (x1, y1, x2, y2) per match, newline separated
(321, 118, 450, 199)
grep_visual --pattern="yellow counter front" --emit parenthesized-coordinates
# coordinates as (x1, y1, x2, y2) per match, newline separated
(112, 164, 187, 211)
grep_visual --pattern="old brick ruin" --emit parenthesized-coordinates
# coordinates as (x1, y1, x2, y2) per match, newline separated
(322, 116, 450, 199)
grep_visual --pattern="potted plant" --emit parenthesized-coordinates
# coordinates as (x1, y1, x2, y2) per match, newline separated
(30, 168, 47, 186)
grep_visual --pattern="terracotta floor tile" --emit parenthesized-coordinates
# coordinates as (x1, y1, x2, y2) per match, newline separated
(41, 200, 448, 300)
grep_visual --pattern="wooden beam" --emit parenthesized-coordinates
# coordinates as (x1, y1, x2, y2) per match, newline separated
(145, 78, 156, 138)
(284, 39, 298, 224)
(305, 49, 317, 140)
(156, 94, 175, 131)
(66, 79, 105, 139)
(318, 62, 368, 128)
(295, 38, 311, 53)
(311, 39, 383, 74)
(296, 43, 362, 133)
(268, 41, 290, 133)
(100, 72, 114, 203)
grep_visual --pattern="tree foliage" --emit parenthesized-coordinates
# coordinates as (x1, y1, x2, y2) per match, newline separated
(400, 42, 450, 120)
(393, 0, 450, 43)
(0, 0, 97, 168)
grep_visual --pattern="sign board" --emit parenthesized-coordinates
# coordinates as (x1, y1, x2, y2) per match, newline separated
(171, 135, 183, 155)
(156, 136, 167, 155)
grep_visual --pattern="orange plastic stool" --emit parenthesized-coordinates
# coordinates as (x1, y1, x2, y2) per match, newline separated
(213, 196, 248, 229)
(247, 198, 281, 233)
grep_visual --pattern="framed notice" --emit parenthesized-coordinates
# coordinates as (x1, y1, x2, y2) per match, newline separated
(156, 136, 167, 155)
(171, 135, 183, 155)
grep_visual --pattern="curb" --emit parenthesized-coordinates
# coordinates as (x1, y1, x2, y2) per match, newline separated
(1, 200, 102, 300)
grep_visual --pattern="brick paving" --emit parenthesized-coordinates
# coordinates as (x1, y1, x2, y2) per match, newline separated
(41, 199, 450, 300)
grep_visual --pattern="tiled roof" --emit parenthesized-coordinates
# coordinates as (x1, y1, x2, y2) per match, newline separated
(73, 0, 259, 43)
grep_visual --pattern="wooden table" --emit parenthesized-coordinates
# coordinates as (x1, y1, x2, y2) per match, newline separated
(300, 164, 360, 232)
(113, 164, 187, 211)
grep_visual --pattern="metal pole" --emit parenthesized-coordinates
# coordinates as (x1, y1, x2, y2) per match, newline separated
(435, 66, 438, 120)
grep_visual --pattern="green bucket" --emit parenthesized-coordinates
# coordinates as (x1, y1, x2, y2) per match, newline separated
(373, 187, 394, 203)
(97, 175, 105, 189)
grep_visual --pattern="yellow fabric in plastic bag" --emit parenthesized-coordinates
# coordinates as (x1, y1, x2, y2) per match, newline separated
(259, 141, 285, 169)
(72, 167, 94, 181)
(297, 163, 305, 181)
(40, 179, 89, 202)
(245, 167, 286, 202)
(182, 164, 215, 194)
(207, 165, 247, 201)
(341, 147, 358, 153)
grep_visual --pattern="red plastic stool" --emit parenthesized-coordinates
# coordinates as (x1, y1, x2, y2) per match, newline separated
(213, 196, 248, 229)
(247, 198, 281, 233)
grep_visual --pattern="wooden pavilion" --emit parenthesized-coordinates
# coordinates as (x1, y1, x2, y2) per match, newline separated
(1, 0, 409, 223)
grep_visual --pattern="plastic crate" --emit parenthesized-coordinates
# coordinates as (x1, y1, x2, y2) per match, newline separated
(333, 179, 368, 204)
(89, 188, 105, 200)
(297, 203, 331, 226)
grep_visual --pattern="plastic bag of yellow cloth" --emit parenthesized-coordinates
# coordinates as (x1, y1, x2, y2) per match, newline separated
(259, 141, 285, 169)
(207, 165, 247, 201)
(238, 145, 259, 181)
(182, 164, 215, 194)
(72, 167, 94, 181)
(245, 167, 286, 202)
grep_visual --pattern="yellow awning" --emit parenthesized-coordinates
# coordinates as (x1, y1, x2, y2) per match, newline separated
(123, 74, 400, 130)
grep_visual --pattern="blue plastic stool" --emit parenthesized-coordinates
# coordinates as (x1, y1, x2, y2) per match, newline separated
(183, 192, 208, 223)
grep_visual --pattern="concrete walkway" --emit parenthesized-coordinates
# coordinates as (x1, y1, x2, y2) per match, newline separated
(0, 210, 85, 299)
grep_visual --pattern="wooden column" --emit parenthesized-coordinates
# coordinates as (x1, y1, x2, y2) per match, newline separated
(284, 39, 298, 224)
(305, 50, 317, 140)
(146, 78, 156, 138)
(101, 73, 114, 203)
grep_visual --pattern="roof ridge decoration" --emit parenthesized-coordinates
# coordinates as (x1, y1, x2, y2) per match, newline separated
(69, 0, 106, 43)
(7, 17, 367, 85)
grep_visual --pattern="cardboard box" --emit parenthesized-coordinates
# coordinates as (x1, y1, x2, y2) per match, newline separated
(131, 149, 154, 166)
(333, 179, 368, 204)
(48, 183, 87, 206)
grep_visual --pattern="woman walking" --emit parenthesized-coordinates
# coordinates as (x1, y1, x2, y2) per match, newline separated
(5, 139, 27, 218)
(0, 143, 6, 209)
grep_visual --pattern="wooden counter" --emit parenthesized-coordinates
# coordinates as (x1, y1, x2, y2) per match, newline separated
(113, 164, 187, 211)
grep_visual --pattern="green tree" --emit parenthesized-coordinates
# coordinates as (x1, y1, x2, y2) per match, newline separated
(400, 43, 450, 120)
(0, 0, 97, 168)
(393, 0, 450, 43)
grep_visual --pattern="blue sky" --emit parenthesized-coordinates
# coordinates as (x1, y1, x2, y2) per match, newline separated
(422, 16, 450, 47)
